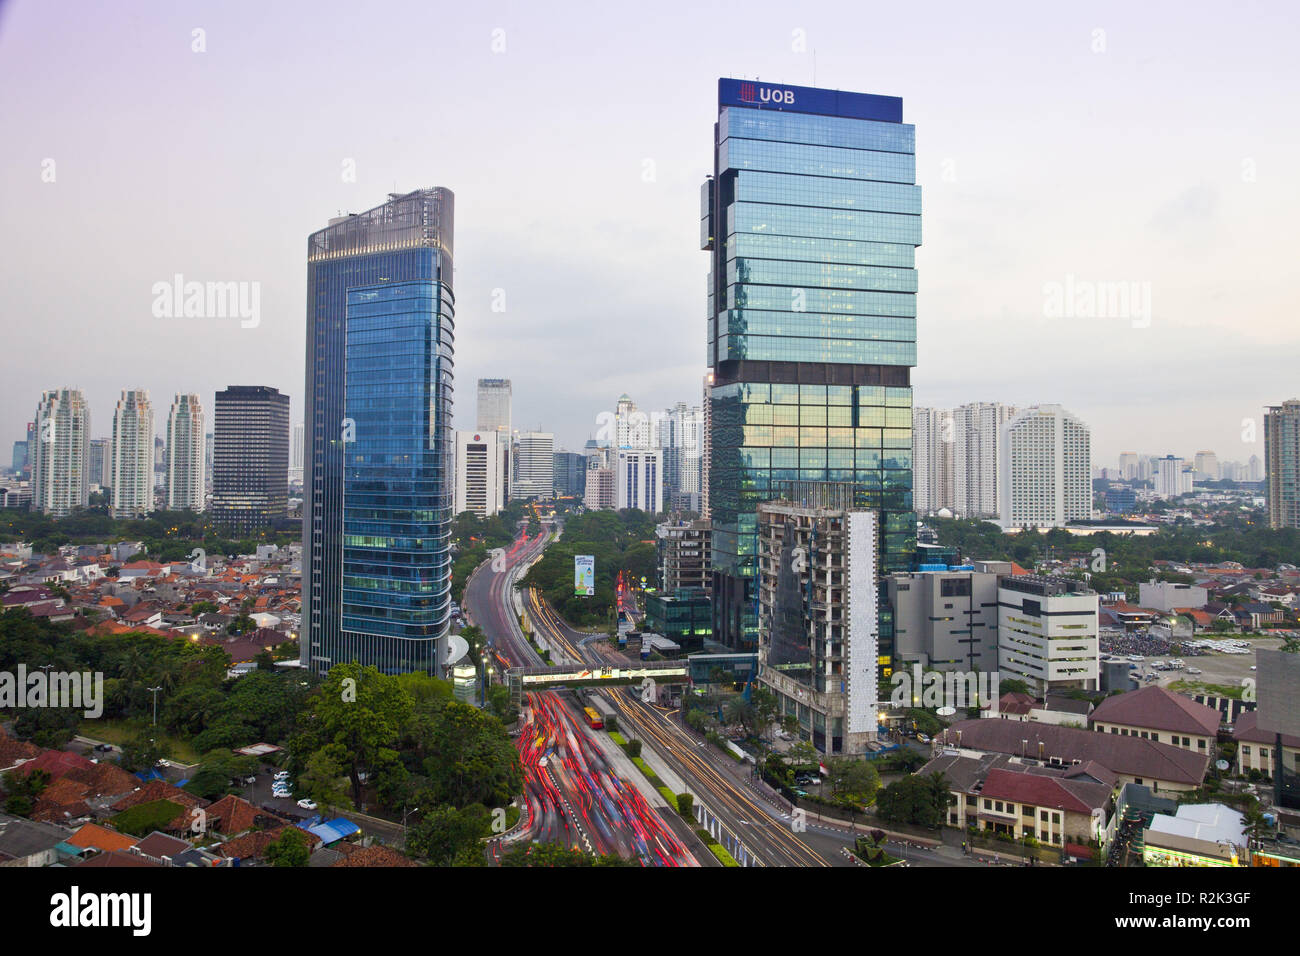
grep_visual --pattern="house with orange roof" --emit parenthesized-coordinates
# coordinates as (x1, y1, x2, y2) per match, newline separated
(66, 823, 139, 855)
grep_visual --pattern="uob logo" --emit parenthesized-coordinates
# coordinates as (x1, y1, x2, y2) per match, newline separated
(738, 83, 794, 106)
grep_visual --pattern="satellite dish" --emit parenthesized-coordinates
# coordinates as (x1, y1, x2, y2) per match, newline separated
(445, 634, 469, 666)
(936, 706, 957, 717)
(1215, 759, 1229, 771)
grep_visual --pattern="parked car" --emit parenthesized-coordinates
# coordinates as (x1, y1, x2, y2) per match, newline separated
(94, 743, 114, 753)
(296, 798, 317, 811)
(917, 733, 932, 744)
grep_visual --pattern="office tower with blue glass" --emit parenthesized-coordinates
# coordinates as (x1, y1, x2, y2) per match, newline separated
(702, 79, 919, 660)
(302, 189, 456, 676)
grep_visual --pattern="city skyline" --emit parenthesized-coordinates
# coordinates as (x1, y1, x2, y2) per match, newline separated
(2, 2, 1297, 463)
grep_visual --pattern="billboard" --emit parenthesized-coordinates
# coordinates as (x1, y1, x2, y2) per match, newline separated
(574, 554, 595, 596)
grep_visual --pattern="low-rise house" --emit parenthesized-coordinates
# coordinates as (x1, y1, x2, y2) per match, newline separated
(1233, 709, 1300, 776)
(131, 831, 195, 866)
(940, 718, 1209, 793)
(0, 814, 78, 867)
(1089, 686, 1221, 755)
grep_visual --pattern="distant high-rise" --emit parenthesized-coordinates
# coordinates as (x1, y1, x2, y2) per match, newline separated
(584, 467, 616, 510)
(616, 447, 663, 513)
(31, 388, 90, 517)
(302, 189, 455, 677)
(204, 432, 214, 492)
(1265, 400, 1300, 529)
(913, 407, 953, 514)
(212, 385, 289, 532)
(165, 393, 206, 512)
(703, 78, 920, 650)
(454, 430, 502, 517)
(1154, 455, 1193, 499)
(659, 402, 703, 512)
(88, 438, 111, 489)
(476, 379, 511, 509)
(1193, 450, 1220, 483)
(513, 432, 555, 500)
(553, 451, 587, 499)
(1118, 452, 1139, 481)
(998, 405, 1091, 529)
(952, 402, 1016, 519)
(110, 389, 155, 518)
(1249, 453, 1264, 483)
(290, 421, 305, 485)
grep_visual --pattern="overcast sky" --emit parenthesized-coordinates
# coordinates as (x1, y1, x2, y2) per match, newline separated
(1, 0, 1296, 467)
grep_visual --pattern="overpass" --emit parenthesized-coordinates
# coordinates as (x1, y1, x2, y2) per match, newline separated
(507, 660, 689, 706)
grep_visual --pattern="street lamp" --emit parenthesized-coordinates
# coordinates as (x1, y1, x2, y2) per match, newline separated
(147, 686, 163, 727)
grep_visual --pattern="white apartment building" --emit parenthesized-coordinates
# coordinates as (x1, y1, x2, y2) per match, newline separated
(953, 402, 1017, 519)
(913, 406, 954, 514)
(998, 404, 1091, 529)
(1154, 455, 1194, 499)
(31, 387, 91, 517)
(615, 448, 662, 513)
(512, 431, 554, 500)
(998, 575, 1100, 696)
(454, 429, 502, 517)
(111, 388, 155, 518)
(165, 393, 206, 512)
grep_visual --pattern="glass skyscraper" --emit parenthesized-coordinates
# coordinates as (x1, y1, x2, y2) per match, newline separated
(702, 79, 919, 658)
(302, 189, 456, 677)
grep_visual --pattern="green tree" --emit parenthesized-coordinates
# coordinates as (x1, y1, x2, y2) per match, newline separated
(265, 827, 310, 867)
(291, 662, 412, 807)
(405, 804, 491, 865)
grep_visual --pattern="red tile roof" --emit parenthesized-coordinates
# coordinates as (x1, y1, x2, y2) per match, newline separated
(75, 849, 162, 868)
(1234, 709, 1300, 748)
(330, 843, 417, 867)
(1089, 686, 1221, 736)
(216, 825, 322, 861)
(980, 768, 1101, 815)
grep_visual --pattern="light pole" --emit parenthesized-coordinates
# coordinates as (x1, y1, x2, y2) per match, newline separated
(148, 686, 163, 727)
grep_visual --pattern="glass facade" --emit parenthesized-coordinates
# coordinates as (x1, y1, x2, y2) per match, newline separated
(704, 81, 918, 657)
(303, 189, 455, 676)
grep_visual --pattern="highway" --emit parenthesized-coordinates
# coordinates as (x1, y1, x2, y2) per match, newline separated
(464, 528, 691, 866)
(524, 585, 849, 867)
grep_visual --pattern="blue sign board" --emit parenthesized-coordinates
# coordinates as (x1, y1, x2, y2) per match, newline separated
(718, 78, 902, 123)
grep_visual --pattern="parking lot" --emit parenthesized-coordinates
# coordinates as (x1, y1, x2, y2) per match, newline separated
(1119, 634, 1286, 694)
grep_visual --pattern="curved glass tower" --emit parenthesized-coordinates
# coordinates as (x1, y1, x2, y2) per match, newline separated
(702, 80, 919, 656)
(302, 188, 456, 676)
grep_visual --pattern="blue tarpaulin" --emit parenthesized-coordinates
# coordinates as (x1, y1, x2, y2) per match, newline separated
(306, 817, 360, 845)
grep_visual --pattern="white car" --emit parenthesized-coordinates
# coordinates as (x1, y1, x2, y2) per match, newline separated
(296, 798, 317, 810)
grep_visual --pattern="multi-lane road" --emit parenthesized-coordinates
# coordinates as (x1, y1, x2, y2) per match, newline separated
(464, 528, 690, 866)
(468, 523, 976, 868)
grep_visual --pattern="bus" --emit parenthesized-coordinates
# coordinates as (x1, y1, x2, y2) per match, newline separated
(582, 706, 604, 730)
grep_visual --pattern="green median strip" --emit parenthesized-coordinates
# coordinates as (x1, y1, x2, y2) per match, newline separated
(695, 828, 739, 867)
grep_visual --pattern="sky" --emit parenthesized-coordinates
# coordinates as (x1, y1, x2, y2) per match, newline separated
(1, 0, 1297, 467)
